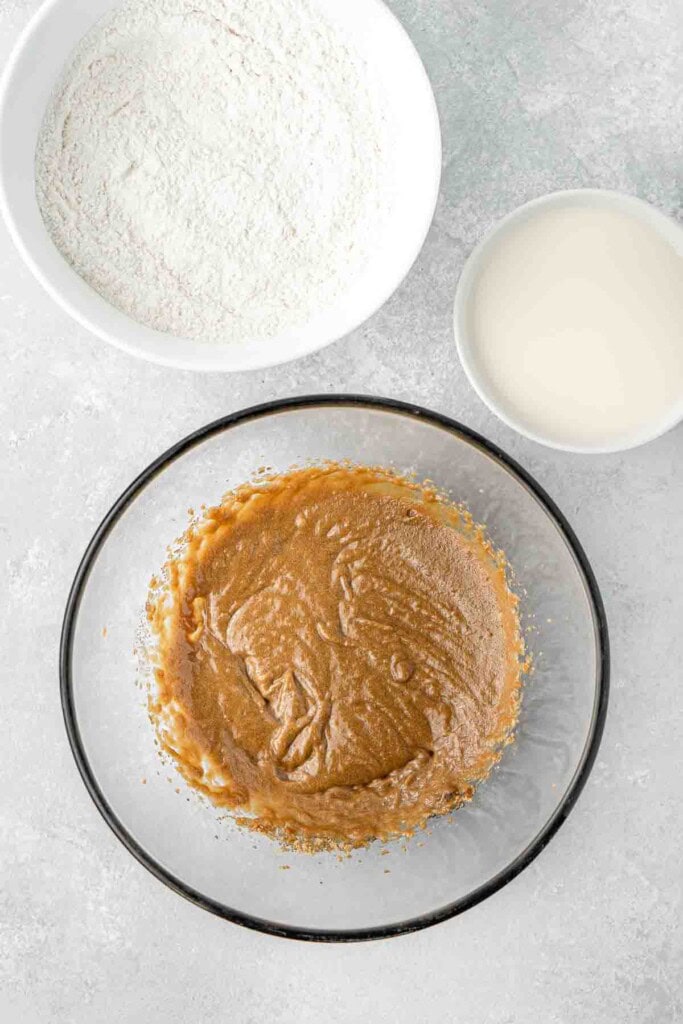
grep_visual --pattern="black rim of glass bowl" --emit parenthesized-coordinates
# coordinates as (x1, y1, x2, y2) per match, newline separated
(60, 394, 610, 943)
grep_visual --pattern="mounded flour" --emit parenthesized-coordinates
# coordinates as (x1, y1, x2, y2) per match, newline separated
(36, 0, 391, 343)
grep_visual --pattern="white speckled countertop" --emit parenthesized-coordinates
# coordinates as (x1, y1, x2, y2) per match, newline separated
(1, 0, 682, 1020)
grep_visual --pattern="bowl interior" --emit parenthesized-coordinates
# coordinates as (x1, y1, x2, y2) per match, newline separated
(64, 400, 606, 938)
(0, 0, 440, 371)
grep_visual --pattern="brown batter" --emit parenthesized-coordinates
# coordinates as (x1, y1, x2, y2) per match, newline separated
(147, 464, 523, 848)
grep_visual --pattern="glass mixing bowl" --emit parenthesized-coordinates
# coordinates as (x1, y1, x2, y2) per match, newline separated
(60, 397, 608, 941)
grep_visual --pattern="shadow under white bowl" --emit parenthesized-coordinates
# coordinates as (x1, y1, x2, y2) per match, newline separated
(454, 189, 683, 454)
(0, 0, 441, 372)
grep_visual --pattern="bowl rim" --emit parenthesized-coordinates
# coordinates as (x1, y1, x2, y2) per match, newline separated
(59, 394, 610, 942)
(453, 187, 683, 453)
(0, 0, 442, 372)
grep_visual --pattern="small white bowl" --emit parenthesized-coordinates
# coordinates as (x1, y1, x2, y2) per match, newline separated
(454, 189, 683, 453)
(0, 0, 441, 372)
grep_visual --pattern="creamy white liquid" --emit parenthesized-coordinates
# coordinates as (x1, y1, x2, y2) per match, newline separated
(466, 199, 683, 449)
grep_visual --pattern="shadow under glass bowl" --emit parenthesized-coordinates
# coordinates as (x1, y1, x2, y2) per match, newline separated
(60, 396, 609, 941)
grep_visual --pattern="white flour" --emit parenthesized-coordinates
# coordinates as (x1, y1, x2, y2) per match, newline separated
(35, 0, 390, 343)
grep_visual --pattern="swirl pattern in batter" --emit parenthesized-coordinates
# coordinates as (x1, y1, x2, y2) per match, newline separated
(147, 464, 523, 847)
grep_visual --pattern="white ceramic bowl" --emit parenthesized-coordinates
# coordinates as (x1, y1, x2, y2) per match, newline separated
(454, 189, 683, 453)
(0, 0, 441, 372)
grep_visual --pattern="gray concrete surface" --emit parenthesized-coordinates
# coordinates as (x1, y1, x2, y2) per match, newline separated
(1, 0, 682, 1020)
